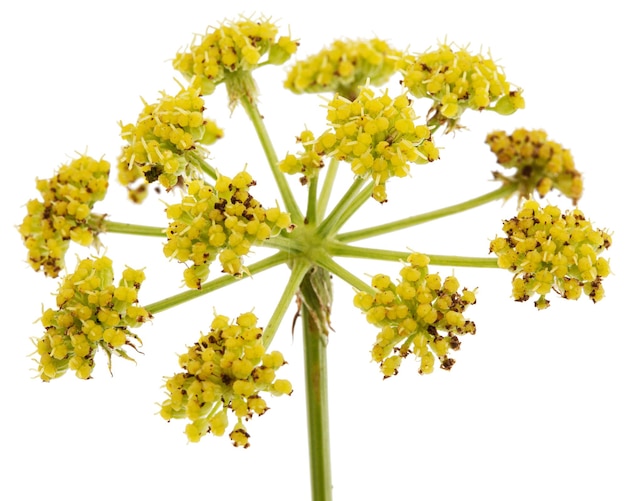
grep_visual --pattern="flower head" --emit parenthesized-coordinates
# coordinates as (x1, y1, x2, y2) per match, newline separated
(400, 43, 524, 131)
(284, 38, 403, 100)
(19, 155, 109, 277)
(173, 16, 298, 107)
(118, 87, 222, 201)
(33, 256, 151, 381)
(163, 172, 292, 288)
(159, 312, 292, 446)
(280, 87, 438, 201)
(489, 200, 611, 309)
(354, 253, 477, 377)
(486, 129, 583, 204)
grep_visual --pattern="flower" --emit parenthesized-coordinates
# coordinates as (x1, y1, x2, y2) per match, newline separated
(486, 129, 583, 204)
(33, 256, 151, 381)
(19, 155, 110, 277)
(278, 129, 327, 183)
(173, 15, 298, 107)
(280, 86, 438, 201)
(159, 312, 292, 446)
(117, 86, 223, 201)
(400, 43, 524, 131)
(163, 172, 292, 288)
(489, 200, 611, 309)
(284, 38, 403, 100)
(354, 253, 476, 377)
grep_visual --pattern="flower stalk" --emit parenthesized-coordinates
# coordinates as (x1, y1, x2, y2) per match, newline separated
(316, 157, 340, 220)
(327, 242, 499, 268)
(336, 183, 518, 243)
(145, 252, 290, 314)
(239, 94, 303, 224)
(92, 218, 164, 238)
(316, 177, 367, 238)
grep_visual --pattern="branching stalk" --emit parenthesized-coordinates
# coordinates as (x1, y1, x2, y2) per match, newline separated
(262, 259, 310, 347)
(336, 183, 518, 243)
(327, 241, 499, 268)
(317, 157, 340, 220)
(317, 177, 367, 238)
(314, 253, 375, 294)
(144, 252, 289, 314)
(239, 94, 303, 223)
(95, 218, 165, 237)
(306, 175, 319, 226)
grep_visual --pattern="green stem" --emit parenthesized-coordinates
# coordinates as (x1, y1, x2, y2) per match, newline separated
(427, 115, 445, 135)
(262, 234, 307, 254)
(299, 269, 333, 501)
(306, 175, 319, 226)
(317, 157, 340, 220)
(144, 252, 288, 314)
(261, 259, 311, 347)
(327, 242, 499, 268)
(95, 218, 165, 237)
(336, 183, 518, 243)
(328, 180, 373, 236)
(314, 253, 375, 294)
(239, 94, 303, 224)
(317, 177, 367, 239)
(428, 255, 498, 268)
(188, 150, 218, 180)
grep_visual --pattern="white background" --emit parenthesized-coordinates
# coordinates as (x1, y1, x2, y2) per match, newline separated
(1, 1, 624, 500)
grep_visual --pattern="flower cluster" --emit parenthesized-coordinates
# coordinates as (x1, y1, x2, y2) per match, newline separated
(278, 129, 326, 183)
(159, 312, 292, 446)
(400, 43, 524, 130)
(486, 129, 583, 204)
(173, 16, 298, 104)
(33, 256, 151, 381)
(284, 38, 403, 100)
(163, 172, 292, 288)
(489, 200, 611, 309)
(280, 87, 439, 202)
(19, 155, 109, 277)
(354, 253, 477, 377)
(118, 87, 223, 201)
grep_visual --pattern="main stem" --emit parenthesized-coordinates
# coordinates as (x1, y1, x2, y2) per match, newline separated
(302, 303, 333, 501)
(299, 268, 333, 501)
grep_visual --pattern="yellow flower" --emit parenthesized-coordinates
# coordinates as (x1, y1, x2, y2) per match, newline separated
(489, 200, 611, 308)
(160, 313, 291, 445)
(329, 87, 438, 200)
(285, 38, 403, 100)
(278, 129, 327, 182)
(486, 129, 583, 204)
(33, 256, 151, 381)
(163, 173, 291, 288)
(401, 43, 524, 131)
(19, 155, 109, 277)
(118, 86, 222, 200)
(354, 253, 476, 377)
(280, 87, 438, 201)
(173, 16, 298, 108)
